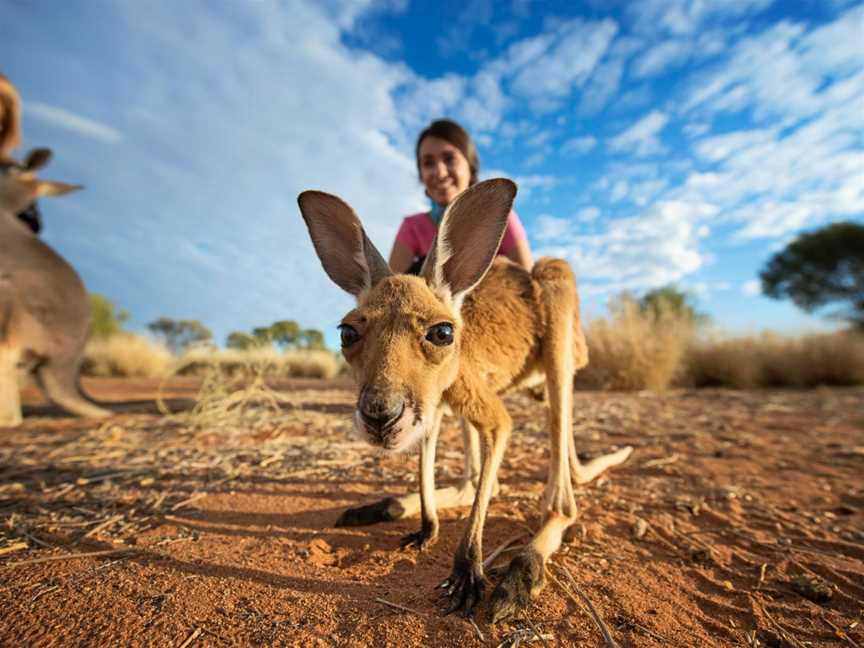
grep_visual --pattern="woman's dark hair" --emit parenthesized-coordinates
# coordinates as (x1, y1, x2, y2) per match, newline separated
(415, 119, 480, 186)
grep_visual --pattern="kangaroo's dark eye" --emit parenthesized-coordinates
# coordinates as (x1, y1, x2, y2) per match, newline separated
(339, 324, 360, 348)
(426, 323, 454, 346)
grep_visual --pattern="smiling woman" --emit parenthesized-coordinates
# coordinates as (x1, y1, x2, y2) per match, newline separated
(388, 119, 533, 275)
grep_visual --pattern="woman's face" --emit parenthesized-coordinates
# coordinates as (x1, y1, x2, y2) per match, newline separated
(418, 136, 471, 206)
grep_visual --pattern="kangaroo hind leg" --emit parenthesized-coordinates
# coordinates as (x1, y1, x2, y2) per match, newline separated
(37, 359, 110, 419)
(0, 347, 22, 427)
(490, 259, 580, 622)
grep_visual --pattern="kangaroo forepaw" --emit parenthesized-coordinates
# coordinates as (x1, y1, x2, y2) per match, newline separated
(400, 525, 438, 551)
(440, 557, 485, 617)
(488, 551, 546, 623)
(334, 497, 405, 527)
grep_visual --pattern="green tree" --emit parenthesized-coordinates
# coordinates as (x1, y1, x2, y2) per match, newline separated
(638, 285, 709, 326)
(147, 317, 213, 354)
(760, 222, 864, 330)
(269, 320, 301, 350)
(251, 326, 273, 347)
(88, 293, 129, 338)
(225, 331, 258, 350)
(297, 328, 326, 350)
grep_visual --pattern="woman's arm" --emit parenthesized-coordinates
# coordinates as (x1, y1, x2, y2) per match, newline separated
(504, 235, 533, 271)
(388, 239, 416, 274)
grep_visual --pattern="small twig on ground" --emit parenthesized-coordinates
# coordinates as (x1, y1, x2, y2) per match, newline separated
(522, 613, 551, 648)
(757, 563, 768, 589)
(83, 514, 125, 539)
(822, 614, 861, 648)
(483, 533, 526, 570)
(467, 616, 485, 642)
(2, 549, 135, 568)
(759, 604, 804, 648)
(0, 542, 29, 556)
(74, 469, 140, 486)
(25, 534, 54, 549)
(171, 493, 208, 512)
(553, 563, 621, 648)
(374, 597, 424, 616)
(642, 454, 680, 469)
(176, 626, 203, 648)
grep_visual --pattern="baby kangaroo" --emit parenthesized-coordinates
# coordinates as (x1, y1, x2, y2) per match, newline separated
(0, 150, 110, 427)
(298, 179, 632, 620)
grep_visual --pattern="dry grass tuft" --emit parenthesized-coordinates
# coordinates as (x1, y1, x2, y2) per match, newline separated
(157, 353, 296, 437)
(576, 299, 693, 391)
(575, 299, 864, 390)
(177, 347, 343, 380)
(82, 333, 174, 378)
(686, 331, 864, 388)
(82, 339, 343, 380)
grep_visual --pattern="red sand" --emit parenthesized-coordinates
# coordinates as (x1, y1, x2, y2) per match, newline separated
(1, 378, 862, 647)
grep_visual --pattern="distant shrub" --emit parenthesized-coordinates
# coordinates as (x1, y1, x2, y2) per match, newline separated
(176, 348, 344, 380)
(682, 330, 864, 389)
(574, 294, 864, 391)
(576, 296, 693, 391)
(82, 333, 174, 377)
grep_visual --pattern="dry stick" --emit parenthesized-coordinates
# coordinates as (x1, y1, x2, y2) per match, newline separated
(2, 549, 135, 568)
(757, 563, 768, 589)
(483, 533, 526, 570)
(467, 616, 485, 643)
(756, 602, 804, 648)
(176, 626, 203, 648)
(171, 492, 208, 512)
(642, 453, 680, 468)
(522, 612, 551, 648)
(822, 614, 862, 648)
(554, 564, 621, 648)
(0, 542, 28, 556)
(25, 534, 54, 549)
(83, 514, 125, 539)
(374, 597, 424, 616)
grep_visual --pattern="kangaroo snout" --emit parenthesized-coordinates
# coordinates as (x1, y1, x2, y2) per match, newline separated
(358, 391, 406, 442)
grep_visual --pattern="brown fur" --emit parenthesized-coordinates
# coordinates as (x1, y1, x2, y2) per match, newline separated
(0, 153, 109, 426)
(298, 179, 632, 620)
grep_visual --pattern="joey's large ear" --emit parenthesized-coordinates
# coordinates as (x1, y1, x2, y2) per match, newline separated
(32, 179, 83, 197)
(23, 148, 52, 171)
(0, 176, 82, 214)
(297, 190, 392, 297)
(422, 178, 517, 302)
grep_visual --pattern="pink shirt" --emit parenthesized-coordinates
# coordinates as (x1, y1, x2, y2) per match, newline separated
(395, 210, 527, 259)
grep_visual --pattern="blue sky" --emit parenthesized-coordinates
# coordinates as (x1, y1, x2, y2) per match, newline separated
(4, 0, 863, 348)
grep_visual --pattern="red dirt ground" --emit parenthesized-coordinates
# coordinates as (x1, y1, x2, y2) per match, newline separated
(1, 378, 863, 647)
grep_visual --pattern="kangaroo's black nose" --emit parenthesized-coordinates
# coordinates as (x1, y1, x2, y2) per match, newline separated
(359, 400, 405, 436)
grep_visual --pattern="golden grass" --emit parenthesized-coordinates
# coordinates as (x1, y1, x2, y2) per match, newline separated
(176, 347, 343, 380)
(576, 299, 864, 390)
(576, 299, 693, 391)
(686, 331, 864, 388)
(80, 322, 863, 391)
(82, 333, 174, 378)
(82, 337, 344, 380)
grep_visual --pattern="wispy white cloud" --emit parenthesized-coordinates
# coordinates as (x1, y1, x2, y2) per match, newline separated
(536, 200, 717, 292)
(628, 0, 774, 36)
(742, 280, 761, 296)
(560, 135, 597, 156)
(630, 40, 691, 78)
(608, 110, 670, 156)
(506, 18, 619, 111)
(25, 101, 122, 143)
(672, 7, 864, 241)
